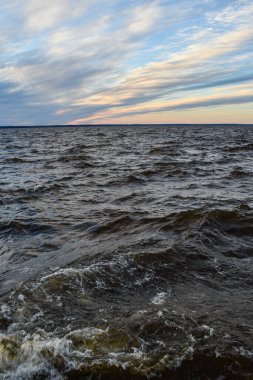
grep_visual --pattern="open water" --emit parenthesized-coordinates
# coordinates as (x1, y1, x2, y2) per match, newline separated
(0, 125, 253, 379)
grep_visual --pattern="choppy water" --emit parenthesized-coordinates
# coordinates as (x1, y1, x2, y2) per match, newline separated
(0, 125, 253, 379)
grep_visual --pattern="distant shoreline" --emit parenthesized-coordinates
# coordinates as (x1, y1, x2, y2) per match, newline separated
(0, 123, 253, 129)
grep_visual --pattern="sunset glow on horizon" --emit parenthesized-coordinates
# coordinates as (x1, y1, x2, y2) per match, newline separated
(0, 0, 253, 125)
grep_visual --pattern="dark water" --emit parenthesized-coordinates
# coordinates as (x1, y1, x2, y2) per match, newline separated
(0, 125, 253, 379)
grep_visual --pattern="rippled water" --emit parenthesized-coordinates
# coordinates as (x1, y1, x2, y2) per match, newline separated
(0, 125, 253, 379)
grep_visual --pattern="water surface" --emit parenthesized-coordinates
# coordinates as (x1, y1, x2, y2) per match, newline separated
(0, 125, 253, 379)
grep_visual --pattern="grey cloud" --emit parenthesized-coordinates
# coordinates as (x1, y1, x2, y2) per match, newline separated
(0, 86, 59, 125)
(101, 94, 253, 121)
(1, 0, 253, 125)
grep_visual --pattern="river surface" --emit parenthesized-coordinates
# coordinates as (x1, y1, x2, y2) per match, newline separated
(0, 125, 253, 379)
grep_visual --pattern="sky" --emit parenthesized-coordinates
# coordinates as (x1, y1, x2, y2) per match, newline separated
(0, 0, 253, 125)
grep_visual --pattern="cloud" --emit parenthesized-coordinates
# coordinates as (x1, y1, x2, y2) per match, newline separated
(23, 0, 91, 32)
(207, 0, 253, 25)
(68, 86, 253, 124)
(126, 2, 163, 36)
(24, 0, 69, 32)
(67, 21, 253, 122)
(0, 0, 253, 125)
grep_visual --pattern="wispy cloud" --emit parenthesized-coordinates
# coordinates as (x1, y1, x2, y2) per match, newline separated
(69, 15, 253, 123)
(0, 0, 252, 125)
(69, 85, 253, 123)
(126, 2, 163, 36)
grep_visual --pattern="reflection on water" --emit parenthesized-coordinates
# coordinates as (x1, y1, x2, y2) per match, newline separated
(0, 125, 253, 379)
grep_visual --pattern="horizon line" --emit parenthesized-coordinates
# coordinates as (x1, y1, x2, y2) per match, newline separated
(0, 123, 253, 129)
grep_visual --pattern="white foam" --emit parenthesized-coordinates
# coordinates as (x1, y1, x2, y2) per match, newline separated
(201, 325, 214, 337)
(30, 311, 44, 323)
(235, 346, 253, 358)
(0, 332, 72, 379)
(151, 290, 171, 305)
(0, 305, 12, 320)
(17, 294, 25, 302)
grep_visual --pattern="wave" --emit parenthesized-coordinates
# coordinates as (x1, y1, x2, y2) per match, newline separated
(229, 168, 251, 178)
(105, 175, 146, 187)
(66, 207, 253, 255)
(225, 143, 253, 152)
(58, 154, 93, 163)
(92, 215, 134, 235)
(1, 331, 251, 379)
(149, 146, 179, 155)
(125, 174, 146, 184)
(4, 157, 29, 163)
(9, 182, 65, 197)
(1, 125, 253, 379)
(0, 219, 56, 235)
(1, 272, 252, 380)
